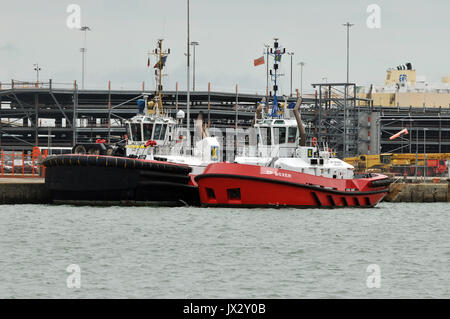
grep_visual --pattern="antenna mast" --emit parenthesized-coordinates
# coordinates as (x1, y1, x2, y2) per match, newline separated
(151, 39, 170, 115)
(268, 38, 286, 118)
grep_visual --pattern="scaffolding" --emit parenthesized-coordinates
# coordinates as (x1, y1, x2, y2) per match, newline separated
(308, 83, 372, 158)
(0, 80, 315, 151)
(2, 80, 450, 157)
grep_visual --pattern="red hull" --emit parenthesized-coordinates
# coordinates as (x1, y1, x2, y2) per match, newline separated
(195, 163, 390, 208)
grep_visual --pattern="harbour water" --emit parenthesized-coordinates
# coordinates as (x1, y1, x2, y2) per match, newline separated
(0, 202, 449, 298)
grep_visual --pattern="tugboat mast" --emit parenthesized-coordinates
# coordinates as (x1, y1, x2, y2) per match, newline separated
(151, 39, 170, 115)
(268, 38, 286, 118)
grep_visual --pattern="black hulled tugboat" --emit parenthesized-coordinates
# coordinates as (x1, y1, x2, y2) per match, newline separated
(44, 154, 198, 206)
(43, 39, 219, 206)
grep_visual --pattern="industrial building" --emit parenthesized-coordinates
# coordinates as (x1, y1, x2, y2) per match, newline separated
(1, 73, 450, 158)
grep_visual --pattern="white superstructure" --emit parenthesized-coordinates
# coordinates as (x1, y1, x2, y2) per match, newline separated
(235, 98, 354, 179)
(124, 97, 220, 174)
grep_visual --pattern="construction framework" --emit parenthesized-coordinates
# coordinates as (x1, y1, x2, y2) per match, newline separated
(309, 82, 371, 158)
(1, 80, 449, 157)
(0, 80, 314, 151)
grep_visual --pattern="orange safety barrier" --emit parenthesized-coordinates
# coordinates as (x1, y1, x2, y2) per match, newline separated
(0, 148, 48, 178)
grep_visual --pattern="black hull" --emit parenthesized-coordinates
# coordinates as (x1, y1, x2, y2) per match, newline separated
(44, 155, 199, 206)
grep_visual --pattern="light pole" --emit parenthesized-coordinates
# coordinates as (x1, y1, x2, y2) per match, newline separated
(342, 22, 354, 158)
(287, 52, 294, 97)
(343, 22, 354, 85)
(322, 77, 328, 83)
(186, 0, 191, 152)
(297, 62, 305, 96)
(33, 63, 41, 84)
(79, 26, 91, 89)
(190, 41, 199, 91)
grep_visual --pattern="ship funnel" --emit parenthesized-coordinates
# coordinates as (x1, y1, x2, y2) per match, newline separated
(195, 111, 209, 139)
(293, 97, 307, 146)
(252, 97, 267, 126)
(252, 104, 263, 127)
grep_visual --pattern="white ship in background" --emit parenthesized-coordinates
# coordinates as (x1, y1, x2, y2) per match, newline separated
(357, 62, 450, 107)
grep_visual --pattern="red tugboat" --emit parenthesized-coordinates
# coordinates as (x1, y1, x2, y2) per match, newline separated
(195, 39, 391, 208)
(195, 162, 390, 208)
(195, 97, 391, 208)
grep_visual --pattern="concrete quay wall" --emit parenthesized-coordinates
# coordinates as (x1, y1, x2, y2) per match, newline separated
(385, 182, 449, 203)
(0, 178, 51, 204)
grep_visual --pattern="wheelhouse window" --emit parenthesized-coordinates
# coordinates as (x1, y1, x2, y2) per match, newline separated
(153, 124, 162, 140)
(274, 127, 286, 144)
(143, 123, 154, 140)
(159, 124, 167, 141)
(126, 123, 132, 141)
(167, 125, 172, 141)
(260, 127, 271, 145)
(131, 123, 142, 141)
(288, 127, 297, 143)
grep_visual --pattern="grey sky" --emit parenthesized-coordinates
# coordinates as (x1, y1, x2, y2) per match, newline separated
(0, 0, 449, 94)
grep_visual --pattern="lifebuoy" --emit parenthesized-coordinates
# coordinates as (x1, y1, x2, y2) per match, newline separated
(145, 140, 157, 147)
(311, 137, 317, 147)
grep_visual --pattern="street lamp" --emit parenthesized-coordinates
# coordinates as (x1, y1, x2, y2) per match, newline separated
(342, 22, 354, 85)
(186, 0, 191, 152)
(190, 41, 199, 91)
(79, 26, 91, 89)
(297, 62, 305, 96)
(33, 63, 41, 84)
(287, 52, 294, 97)
(342, 22, 354, 158)
(322, 77, 328, 83)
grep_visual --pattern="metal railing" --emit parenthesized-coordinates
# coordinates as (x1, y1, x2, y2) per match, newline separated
(0, 80, 78, 90)
(0, 148, 48, 178)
